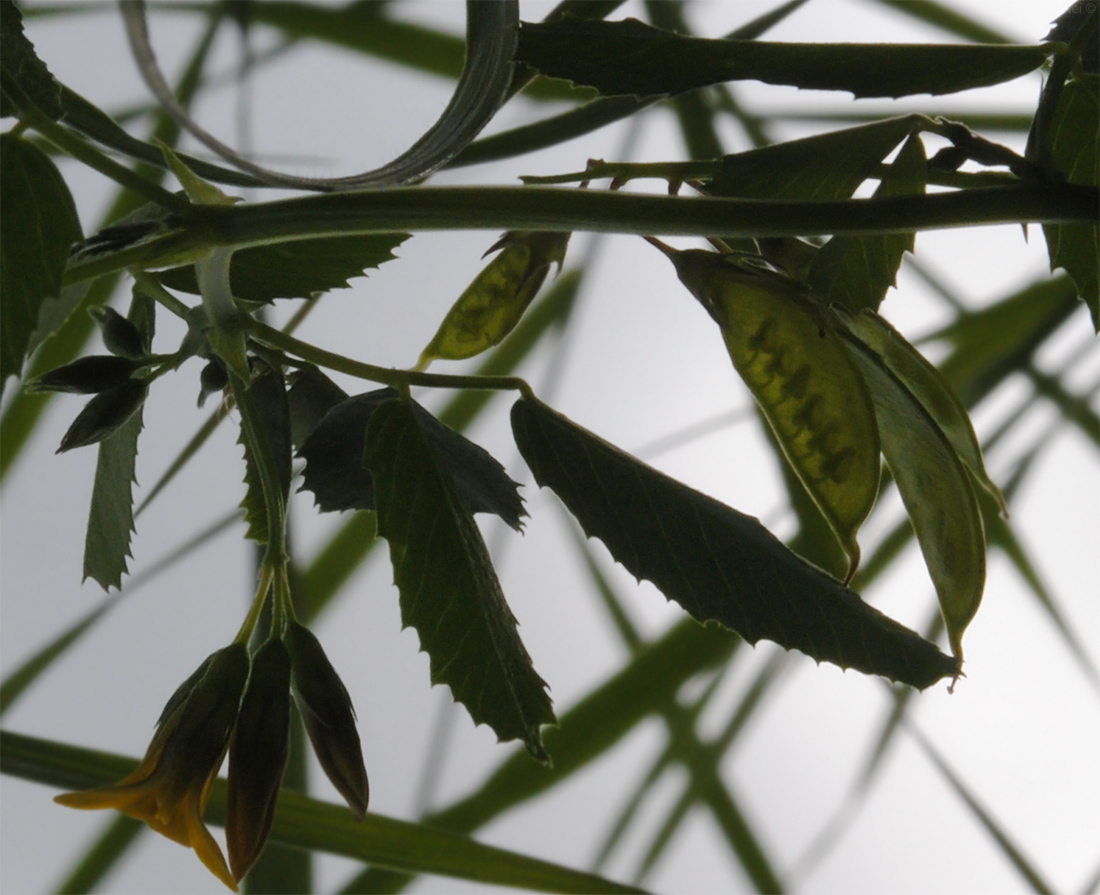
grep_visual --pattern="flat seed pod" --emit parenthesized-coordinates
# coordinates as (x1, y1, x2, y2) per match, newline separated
(415, 231, 569, 370)
(836, 306, 1006, 513)
(667, 248, 880, 580)
(837, 320, 987, 662)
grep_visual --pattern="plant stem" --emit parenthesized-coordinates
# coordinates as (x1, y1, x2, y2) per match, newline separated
(247, 320, 534, 398)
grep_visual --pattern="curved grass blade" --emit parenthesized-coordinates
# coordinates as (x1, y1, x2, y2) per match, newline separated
(511, 395, 957, 688)
(119, 0, 519, 190)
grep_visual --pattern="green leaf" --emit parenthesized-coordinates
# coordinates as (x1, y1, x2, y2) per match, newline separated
(663, 247, 880, 579)
(516, 18, 1051, 99)
(238, 362, 292, 545)
(1041, 74, 1099, 330)
(711, 115, 920, 199)
(416, 231, 570, 369)
(0, 133, 82, 383)
(365, 398, 554, 759)
(837, 323, 985, 662)
(837, 306, 1005, 511)
(0, 0, 62, 120)
(0, 731, 644, 895)
(82, 292, 154, 590)
(808, 132, 928, 313)
(510, 395, 958, 688)
(157, 233, 410, 302)
(299, 387, 525, 529)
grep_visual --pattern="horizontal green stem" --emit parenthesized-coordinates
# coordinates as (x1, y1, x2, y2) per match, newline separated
(64, 182, 1098, 286)
(248, 320, 534, 397)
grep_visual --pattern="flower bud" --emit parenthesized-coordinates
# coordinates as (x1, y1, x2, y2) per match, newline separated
(226, 638, 291, 882)
(27, 355, 141, 394)
(284, 622, 369, 820)
(91, 306, 147, 359)
(57, 379, 148, 453)
(198, 358, 229, 408)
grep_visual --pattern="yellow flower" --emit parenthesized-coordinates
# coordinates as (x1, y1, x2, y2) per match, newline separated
(55, 644, 250, 892)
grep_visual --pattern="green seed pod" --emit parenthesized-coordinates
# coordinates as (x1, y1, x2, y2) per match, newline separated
(415, 230, 570, 370)
(226, 638, 291, 883)
(664, 248, 880, 580)
(284, 621, 368, 820)
(27, 355, 141, 394)
(91, 306, 147, 359)
(57, 379, 148, 453)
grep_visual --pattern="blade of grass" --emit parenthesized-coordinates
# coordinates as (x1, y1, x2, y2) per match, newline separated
(1, 731, 649, 895)
(909, 727, 1055, 895)
(52, 814, 144, 895)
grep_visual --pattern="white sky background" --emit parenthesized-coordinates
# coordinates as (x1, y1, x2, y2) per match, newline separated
(2, 1, 1098, 893)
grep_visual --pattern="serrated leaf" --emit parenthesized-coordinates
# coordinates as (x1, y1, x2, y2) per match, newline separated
(516, 18, 1051, 99)
(0, 133, 82, 383)
(83, 284, 154, 590)
(365, 398, 554, 759)
(837, 326, 985, 662)
(664, 248, 880, 580)
(156, 234, 410, 302)
(511, 396, 958, 689)
(808, 132, 927, 313)
(298, 388, 525, 529)
(711, 115, 920, 199)
(416, 231, 570, 369)
(1041, 74, 1099, 330)
(837, 306, 1005, 511)
(0, 0, 62, 120)
(238, 362, 292, 545)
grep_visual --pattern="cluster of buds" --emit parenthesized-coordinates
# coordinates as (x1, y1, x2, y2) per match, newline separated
(27, 307, 151, 452)
(55, 622, 368, 890)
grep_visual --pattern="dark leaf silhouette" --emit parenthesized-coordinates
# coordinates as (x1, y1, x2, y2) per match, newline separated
(298, 388, 524, 529)
(365, 398, 553, 759)
(511, 395, 958, 689)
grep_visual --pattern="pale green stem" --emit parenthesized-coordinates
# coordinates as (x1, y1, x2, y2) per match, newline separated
(235, 560, 275, 646)
(247, 319, 535, 399)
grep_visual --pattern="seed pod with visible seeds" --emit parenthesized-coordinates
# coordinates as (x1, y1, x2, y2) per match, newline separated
(27, 356, 141, 394)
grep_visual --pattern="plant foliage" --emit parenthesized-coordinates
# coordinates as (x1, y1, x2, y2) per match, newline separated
(1, 0, 1097, 893)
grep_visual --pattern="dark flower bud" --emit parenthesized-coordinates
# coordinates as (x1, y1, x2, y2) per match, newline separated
(284, 622, 369, 820)
(198, 358, 229, 408)
(226, 638, 291, 882)
(91, 306, 147, 359)
(57, 379, 147, 453)
(27, 355, 141, 394)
